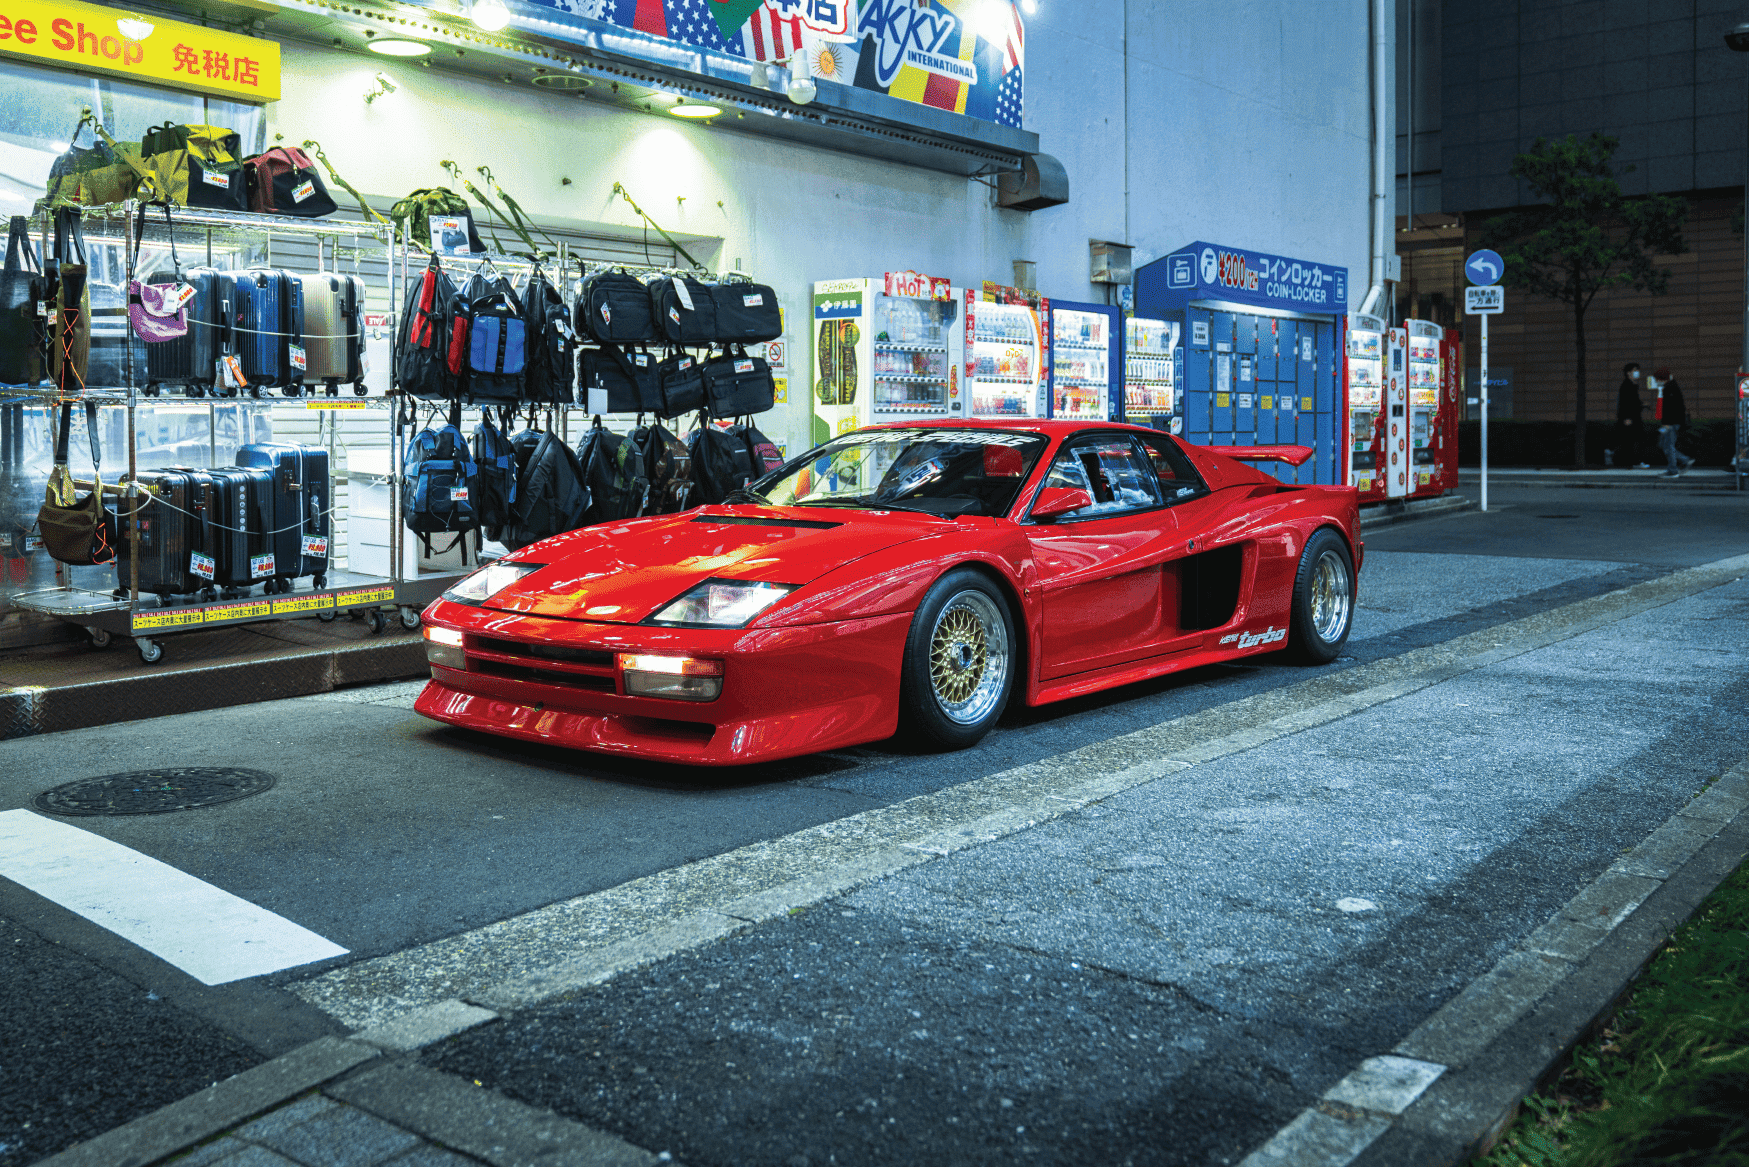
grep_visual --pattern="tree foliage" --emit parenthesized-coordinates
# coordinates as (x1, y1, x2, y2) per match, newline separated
(1475, 133, 1688, 467)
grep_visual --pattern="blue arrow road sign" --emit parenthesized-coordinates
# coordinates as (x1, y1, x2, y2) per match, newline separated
(1466, 250, 1504, 286)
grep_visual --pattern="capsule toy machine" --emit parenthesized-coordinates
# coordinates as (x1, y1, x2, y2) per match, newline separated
(965, 283, 1047, 419)
(1382, 325, 1410, 498)
(1046, 299, 1121, 421)
(1346, 314, 1387, 501)
(1124, 316, 1178, 433)
(812, 273, 969, 444)
(1405, 319, 1460, 497)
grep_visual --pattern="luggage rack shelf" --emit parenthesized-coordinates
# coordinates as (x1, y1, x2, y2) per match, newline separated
(2, 201, 479, 663)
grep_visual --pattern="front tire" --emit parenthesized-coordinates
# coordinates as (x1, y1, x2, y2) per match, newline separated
(1287, 528, 1354, 663)
(899, 569, 1016, 750)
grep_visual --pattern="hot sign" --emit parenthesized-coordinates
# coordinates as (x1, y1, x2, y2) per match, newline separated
(884, 270, 952, 301)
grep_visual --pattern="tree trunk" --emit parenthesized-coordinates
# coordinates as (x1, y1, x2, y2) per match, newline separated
(1573, 297, 1588, 468)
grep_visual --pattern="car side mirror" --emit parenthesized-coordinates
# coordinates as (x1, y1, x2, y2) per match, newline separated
(1031, 486, 1092, 521)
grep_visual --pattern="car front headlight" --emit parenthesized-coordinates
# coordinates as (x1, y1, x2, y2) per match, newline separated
(646, 579, 797, 628)
(441, 562, 545, 606)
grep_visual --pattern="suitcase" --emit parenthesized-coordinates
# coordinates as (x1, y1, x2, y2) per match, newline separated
(206, 465, 276, 594)
(142, 267, 235, 396)
(300, 273, 366, 396)
(115, 468, 217, 602)
(234, 442, 330, 591)
(233, 268, 305, 395)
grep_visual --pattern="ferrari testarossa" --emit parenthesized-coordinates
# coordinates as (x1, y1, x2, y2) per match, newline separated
(416, 420, 1362, 765)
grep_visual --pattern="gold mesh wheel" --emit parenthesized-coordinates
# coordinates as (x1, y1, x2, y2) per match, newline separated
(927, 590, 1008, 725)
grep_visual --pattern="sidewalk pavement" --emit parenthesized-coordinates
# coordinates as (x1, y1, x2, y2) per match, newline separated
(1458, 465, 1743, 490)
(34, 557, 1749, 1167)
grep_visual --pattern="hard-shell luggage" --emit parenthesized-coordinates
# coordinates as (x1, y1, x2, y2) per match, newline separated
(115, 468, 215, 601)
(205, 465, 275, 592)
(233, 268, 304, 395)
(143, 266, 235, 395)
(708, 279, 782, 344)
(299, 273, 366, 395)
(234, 443, 330, 590)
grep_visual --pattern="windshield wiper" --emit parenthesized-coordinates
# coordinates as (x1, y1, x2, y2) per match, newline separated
(795, 495, 952, 517)
(722, 488, 770, 505)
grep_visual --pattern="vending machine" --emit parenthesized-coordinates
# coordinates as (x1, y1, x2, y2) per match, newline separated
(1046, 299, 1122, 420)
(965, 286, 1047, 419)
(1405, 319, 1460, 497)
(1345, 314, 1387, 501)
(1124, 317, 1178, 432)
(811, 272, 968, 443)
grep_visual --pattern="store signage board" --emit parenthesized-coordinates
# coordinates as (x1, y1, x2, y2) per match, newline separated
(498, 0, 1023, 131)
(0, 0, 279, 100)
(1148, 241, 1348, 316)
(1465, 285, 1504, 314)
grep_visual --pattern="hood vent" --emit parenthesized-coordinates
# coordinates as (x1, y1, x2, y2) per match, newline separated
(691, 515, 842, 530)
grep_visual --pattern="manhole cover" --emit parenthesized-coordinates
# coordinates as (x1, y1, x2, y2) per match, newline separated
(32, 768, 277, 817)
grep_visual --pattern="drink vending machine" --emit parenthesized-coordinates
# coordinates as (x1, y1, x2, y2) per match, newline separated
(965, 285, 1047, 419)
(1046, 299, 1122, 420)
(811, 273, 968, 443)
(1345, 314, 1386, 500)
(1124, 317, 1178, 432)
(1405, 318, 1460, 497)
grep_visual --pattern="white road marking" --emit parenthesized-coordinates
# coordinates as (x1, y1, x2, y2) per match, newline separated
(0, 809, 347, 985)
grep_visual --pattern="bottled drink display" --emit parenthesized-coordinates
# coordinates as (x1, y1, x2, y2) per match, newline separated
(869, 295, 954, 416)
(1051, 307, 1108, 419)
(1124, 317, 1176, 419)
(970, 301, 1041, 418)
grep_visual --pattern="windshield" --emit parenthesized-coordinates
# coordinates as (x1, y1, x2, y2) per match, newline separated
(753, 429, 1050, 518)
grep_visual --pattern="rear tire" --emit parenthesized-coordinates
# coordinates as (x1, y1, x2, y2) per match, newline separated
(1287, 528, 1354, 663)
(898, 569, 1016, 751)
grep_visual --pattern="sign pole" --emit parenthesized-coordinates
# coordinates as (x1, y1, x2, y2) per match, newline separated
(1480, 312, 1489, 513)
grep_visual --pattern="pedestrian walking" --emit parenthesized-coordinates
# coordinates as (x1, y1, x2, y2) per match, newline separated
(1605, 363, 1649, 468)
(1652, 366, 1695, 478)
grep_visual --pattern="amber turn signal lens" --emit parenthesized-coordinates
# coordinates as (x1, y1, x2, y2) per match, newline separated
(425, 626, 465, 670)
(618, 654, 724, 701)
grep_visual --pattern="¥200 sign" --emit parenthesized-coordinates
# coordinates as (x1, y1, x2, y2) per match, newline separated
(0, 0, 279, 101)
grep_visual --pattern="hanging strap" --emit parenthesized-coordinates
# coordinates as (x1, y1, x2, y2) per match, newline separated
(85, 399, 100, 470)
(53, 207, 88, 266)
(133, 201, 180, 277)
(4, 216, 40, 278)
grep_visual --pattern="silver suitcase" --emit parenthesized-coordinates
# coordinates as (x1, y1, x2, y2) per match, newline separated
(299, 273, 367, 395)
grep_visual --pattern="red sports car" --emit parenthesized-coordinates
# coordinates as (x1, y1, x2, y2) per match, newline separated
(415, 420, 1361, 765)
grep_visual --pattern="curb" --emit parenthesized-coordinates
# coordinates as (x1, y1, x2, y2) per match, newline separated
(0, 636, 425, 741)
(1242, 765, 1749, 1167)
(1456, 470, 1743, 493)
(1359, 494, 1477, 529)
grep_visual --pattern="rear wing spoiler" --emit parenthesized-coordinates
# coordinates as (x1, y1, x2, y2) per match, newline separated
(1202, 444, 1314, 467)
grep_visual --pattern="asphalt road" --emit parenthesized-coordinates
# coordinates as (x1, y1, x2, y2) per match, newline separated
(1, 483, 1745, 1165)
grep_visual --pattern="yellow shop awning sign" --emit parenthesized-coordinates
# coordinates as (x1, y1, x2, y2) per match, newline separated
(0, 0, 279, 101)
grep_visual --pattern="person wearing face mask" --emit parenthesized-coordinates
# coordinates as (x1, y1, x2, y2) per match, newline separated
(1651, 366, 1695, 478)
(1605, 362, 1649, 468)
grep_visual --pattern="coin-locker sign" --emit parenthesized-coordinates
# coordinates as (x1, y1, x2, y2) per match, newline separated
(0, 0, 280, 101)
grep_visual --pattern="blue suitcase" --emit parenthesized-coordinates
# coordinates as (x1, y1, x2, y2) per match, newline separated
(142, 267, 236, 396)
(233, 268, 305, 396)
(234, 443, 330, 591)
(205, 466, 276, 595)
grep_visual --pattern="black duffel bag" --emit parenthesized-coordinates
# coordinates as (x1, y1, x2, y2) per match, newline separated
(701, 347, 776, 417)
(653, 275, 717, 346)
(657, 350, 705, 419)
(581, 344, 662, 414)
(709, 278, 781, 344)
(577, 271, 658, 345)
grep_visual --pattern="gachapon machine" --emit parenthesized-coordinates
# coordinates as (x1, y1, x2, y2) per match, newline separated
(1405, 319, 1459, 497)
(811, 274, 968, 445)
(1345, 313, 1386, 501)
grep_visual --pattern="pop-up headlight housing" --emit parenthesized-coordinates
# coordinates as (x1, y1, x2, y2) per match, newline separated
(441, 562, 544, 606)
(645, 579, 796, 628)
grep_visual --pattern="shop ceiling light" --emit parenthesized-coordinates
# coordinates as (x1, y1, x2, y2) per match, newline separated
(785, 58, 817, 105)
(472, 0, 512, 32)
(116, 14, 154, 40)
(368, 37, 431, 56)
(671, 102, 722, 119)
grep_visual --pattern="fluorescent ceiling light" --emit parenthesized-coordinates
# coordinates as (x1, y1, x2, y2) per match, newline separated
(368, 38, 430, 56)
(671, 102, 723, 119)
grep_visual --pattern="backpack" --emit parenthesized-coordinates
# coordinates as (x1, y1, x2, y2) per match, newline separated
(632, 422, 693, 515)
(499, 427, 590, 551)
(390, 188, 485, 254)
(575, 417, 635, 526)
(523, 270, 575, 406)
(689, 423, 762, 505)
(140, 123, 248, 211)
(401, 417, 477, 557)
(451, 273, 526, 402)
(243, 147, 337, 218)
(394, 257, 458, 399)
(577, 271, 659, 344)
(470, 411, 518, 539)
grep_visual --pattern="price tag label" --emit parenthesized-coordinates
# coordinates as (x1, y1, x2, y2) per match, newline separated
(203, 170, 232, 189)
(24, 534, 43, 552)
(250, 553, 275, 579)
(672, 277, 695, 311)
(600, 303, 612, 325)
(289, 344, 307, 372)
(450, 487, 469, 502)
(300, 534, 328, 558)
(734, 359, 754, 374)
(742, 293, 764, 307)
(292, 179, 316, 203)
(190, 551, 215, 580)
(170, 283, 197, 309)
